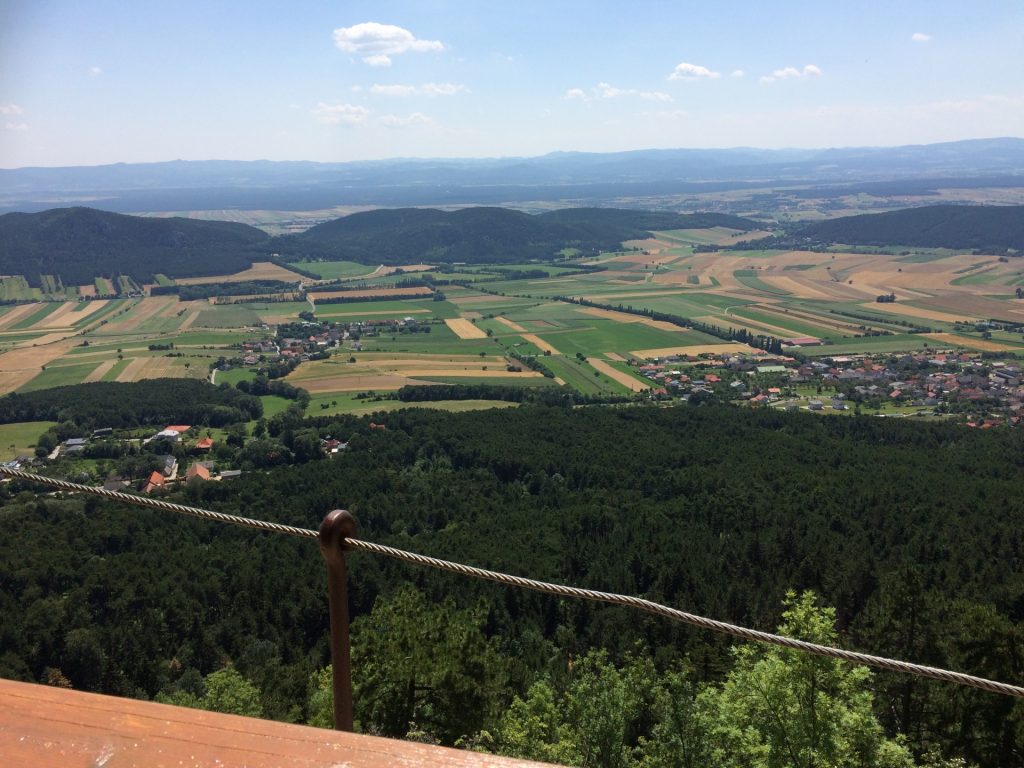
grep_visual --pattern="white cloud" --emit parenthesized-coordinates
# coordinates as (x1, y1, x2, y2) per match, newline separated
(0, 104, 24, 116)
(596, 82, 628, 98)
(565, 83, 672, 103)
(421, 82, 467, 97)
(4, 122, 28, 131)
(668, 62, 720, 81)
(333, 22, 444, 67)
(89, 66, 103, 76)
(731, 69, 745, 78)
(311, 102, 371, 125)
(760, 64, 822, 83)
(371, 82, 467, 97)
(371, 84, 417, 97)
(379, 112, 433, 127)
(911, 32, 932, 42)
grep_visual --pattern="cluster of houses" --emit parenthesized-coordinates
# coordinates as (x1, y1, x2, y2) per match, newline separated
(52, 424, 242, 494)
(633, 348, 1024, 424)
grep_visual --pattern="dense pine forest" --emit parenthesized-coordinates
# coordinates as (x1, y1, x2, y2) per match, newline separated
(1, 404, 1022, 765)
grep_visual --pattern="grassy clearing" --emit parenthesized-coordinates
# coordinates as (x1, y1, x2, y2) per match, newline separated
(0, 421, 57, 458)
(305, 391, 519, 416)
(260, 395, 296, 417)
(288, 261, 376, 280)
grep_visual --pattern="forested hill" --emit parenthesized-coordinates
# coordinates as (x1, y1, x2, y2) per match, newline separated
(0, 206, 758, 283)
(2, 403, 1022, 764)
(277, 207, 759, 264)
(0, 207, 271, 285)
(791, 204, 1024, 252)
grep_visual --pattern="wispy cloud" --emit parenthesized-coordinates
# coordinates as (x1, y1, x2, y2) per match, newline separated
(4, 122, 28, 131)
(565, 83, 673, 103)
(370, 82, 467, 97)
(668, 62, 720, 81)
(311, 102, 371, 125)
(379, 112, 434, 127)
(89, 66, 103, 76)
(0, 104, 24, 116)
(731, 69, 745, 79)
(911, 32, 932, 43)
(333, 22, 444, 67)
(760, 64, 822, 83)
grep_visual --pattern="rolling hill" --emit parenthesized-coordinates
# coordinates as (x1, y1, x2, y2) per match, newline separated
(280, 207, 759, 264)
(0, 207, 272, 286)
(793, 204, 1024, 252)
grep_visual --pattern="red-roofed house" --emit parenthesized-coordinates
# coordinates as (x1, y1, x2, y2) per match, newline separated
(195, 437, 214, 451)
(165, 425, 191, 434)
(142, 471, 165, 494)
(185, 463, 211, 481)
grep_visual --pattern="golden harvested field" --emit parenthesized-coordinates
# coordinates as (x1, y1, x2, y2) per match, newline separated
(83, 360, 117, 383)
(919, 295, 1024, 323)
(0, 339, 78, 394)
(922, 333, 1021, 352)
(631, 342, 759, 358)
(102, 297, 178, 334)
(78, 284, 97, 298)
(0, 303, 42, 331)
(445, 318, 488, 339)
(311, 287, 432, 301)
(495, 316, 527, 332)
(576, 305, 686, 332)
(604, 352, 627, 362)
(15, 332, 77, 348)
(446, 293, 521, 306)
(287, 354, 543, 394)
(294, 374, 432, 393)
(115, 357, 152, 382)
(520, 333, 561, 355)
(589, 358, 649, 392)
(178, 311, 200, 330)
(38, 300, 109, 329)
(174, 262, 307, 286)
(862, 302, 979, 324)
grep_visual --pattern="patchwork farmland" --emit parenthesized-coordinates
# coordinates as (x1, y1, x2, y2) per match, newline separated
(2, 221, 1024, 416)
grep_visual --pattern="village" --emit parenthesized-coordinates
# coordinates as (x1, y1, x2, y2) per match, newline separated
(633, 347, 1024, 427)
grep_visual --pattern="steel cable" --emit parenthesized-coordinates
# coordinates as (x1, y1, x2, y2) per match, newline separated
(3, 466, 1021, 698)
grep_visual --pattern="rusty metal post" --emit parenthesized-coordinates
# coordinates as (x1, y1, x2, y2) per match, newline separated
(319, 509, 357, 731)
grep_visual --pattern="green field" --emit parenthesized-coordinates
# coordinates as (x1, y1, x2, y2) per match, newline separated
(0, 421, 58, 459)
(18, 362, 99, 392)
(288, 261, 377, 280)
(306, 391, 520, 416)
(315, 298, 461, 321)
(0, 277, 38, 301)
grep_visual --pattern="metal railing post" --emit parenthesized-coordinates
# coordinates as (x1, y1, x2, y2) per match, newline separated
(319, 509, 357, 731)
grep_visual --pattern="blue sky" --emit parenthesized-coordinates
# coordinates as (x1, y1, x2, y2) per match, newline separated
(1, 1, 1022, 167)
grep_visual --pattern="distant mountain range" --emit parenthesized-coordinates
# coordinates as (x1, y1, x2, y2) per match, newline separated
(2, 138, 1023, 213)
